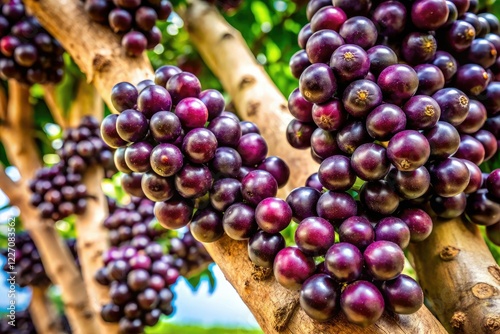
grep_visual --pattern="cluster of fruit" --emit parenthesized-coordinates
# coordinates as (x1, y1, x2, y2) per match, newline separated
(95, 242, 178, 333)
(1, 232, 78, 287)
(100, 66, 290, 238)
(29, 116, 115, 221)
(82, 0, 172, 56)
(283, 0, 500, 326)
(0, 0, 64, 84)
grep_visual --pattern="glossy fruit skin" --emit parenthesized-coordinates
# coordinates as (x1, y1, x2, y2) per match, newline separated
(255, 197, 292, 233)
(311, 128, 340, 160)
(466, 190, 500, 226)
(330, 44, 370, 82)
(222, 203, 256, 240)
(364, 240, 405, 280)
(150, 144, 183, 177)
(190, 207, 224, 243)
(377, 64, 419, 105)
(399, 208, 433, 242)
(371, 2, 407, 38)
(299, 274, 339, 322)
(351, 143, 390, 181)
(415, 64, 445, 95)
(295, 217, 335, 256)
(325, 242, 363, 282)
(432, 51, 458, 82)
(273, 247, 316, 290)
(366, 104, 406, 141)
(182, 128, 217, 164)
(286, 187, 321, 223)
(401, 32, 437, 65)
(387, 130, 430, 172)
(149, 111, 182, 143)
(430, 193, 467, 218)
(286, 119, 316, 150)
(360, 180, 400, 215)
(454, 134, 485, 165)
(403, 95, 441, 130)
(299, 63, 337, 104)
(338, 216, 374, 250)
(154, 199, 193, 230)
(241, 170, 278, 206)
(174, 163, 213, 199)
(375, 217, 411, 249)
(457, 100, 487, 134)
(342, 79, 383, 118)
(306, 29, 344, 64)
(340, 280, 385, 327)
(306, 0, 331, 21)
(487, 170, 500, 200)
(423, 121, 460, 159)
(336, 121, 370, 154)
(455, 64, 489, 96)
(288, 88, 313, 123)
(445, 20, 476, 52)
(310, 6, 347, 32)
(339, 16, 378, 49)
(411, 0, 449, 30)
(311, 98, 346, 131)
(331, 0, 371, 17)
(429, 158, 470, 197)
(317, 191, 358, 224)
(318, 155, 356, 191)
(290, 50, 311, 79)
(367, 45, 398, 75)
(248, 231, 285, 268)
(381, 274, 424, 314)
(237, 133, 268, 166)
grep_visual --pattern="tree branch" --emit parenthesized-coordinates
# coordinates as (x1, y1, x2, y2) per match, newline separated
(409, 215, 500, 333)
(0, 81, 100, 334)
(29, 286, 63, 334)
(62, 80, 118, 333)
(23, 0, 153, 111)
(43, 84, 68, 129)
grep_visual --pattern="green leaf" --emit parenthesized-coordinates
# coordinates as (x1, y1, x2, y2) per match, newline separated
(250, 1, 272, 26)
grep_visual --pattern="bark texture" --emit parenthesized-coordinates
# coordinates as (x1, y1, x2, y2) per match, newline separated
(29, 287, 63, 334)
(0, 81, 100, 334)
(410, 216, 500, 333)
(45, 81, 119, 333)
(23, 0, 153, 111)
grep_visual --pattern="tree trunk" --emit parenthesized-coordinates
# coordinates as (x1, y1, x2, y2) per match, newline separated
(23, 0, 153, 111)
(0, 81, 100, 334)
(29, 287, 63, 334)
(44, 80, 120, 333)
(410, 215, 500, 333)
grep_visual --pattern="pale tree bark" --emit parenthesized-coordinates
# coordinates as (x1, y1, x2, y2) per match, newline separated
(24, 0, 447, 333)
(23, 0, 153, 110)
(410, 215, 500, 333)
(44, 80, 119, 333)
(54, 80, 119, 333)
(29, 286, 63, 334)
(0, 81, 100, 334)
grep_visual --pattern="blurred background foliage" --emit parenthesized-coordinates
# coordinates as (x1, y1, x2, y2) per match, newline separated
(1, 0, 500, 332)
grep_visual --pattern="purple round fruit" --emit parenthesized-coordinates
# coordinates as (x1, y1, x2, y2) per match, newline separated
(381, 274, 424, 314)
(295, 217, 335, 256)
(299, 63, 337, 104)
(339, 17, 378, 49)
(273, 247, 316, 290)
(375, 217, 411, 249)
(325, 242, 363, 282)
(351, 143, 390, 181)
(318, 155, 356, 191)
(317, 191, 357, 223)
(286, 187, 321, 223)
(366, 104, 406, 141)
(364, 240, 405, 280)
(338, 216, 374, 250)
(299, 274, 339, 322)
(255, 197, 292, 234)
(248, 230, 285, 268)
(241, 170, 278, 206)
(340, 280, 384, 327)
(330, 44, 370, 82)
(387, 130, 430, 171)
(399, 208, 433, 242)
(378, 64, 419, 105)
(342, 79, 383, 118)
